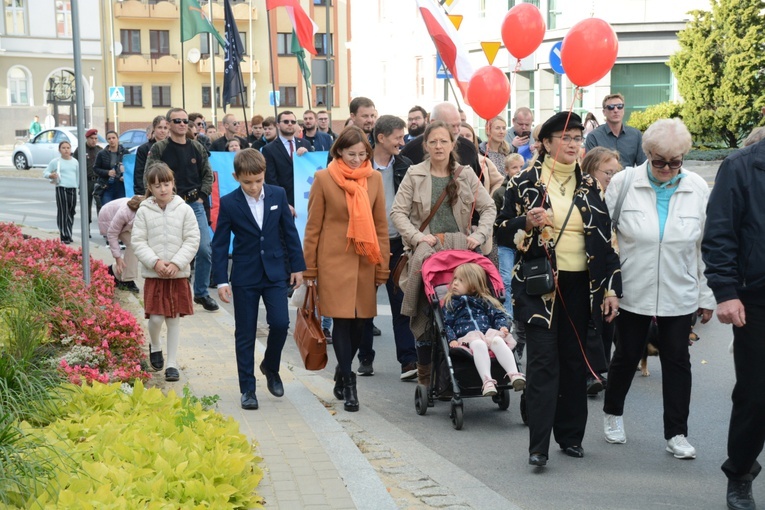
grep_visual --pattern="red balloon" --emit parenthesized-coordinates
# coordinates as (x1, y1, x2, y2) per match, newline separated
(467, 66, 511, 121)
(561, 18, 619, 87)
(501, 4, 545, 60)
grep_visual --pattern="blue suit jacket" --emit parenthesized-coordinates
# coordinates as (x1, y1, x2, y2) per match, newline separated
(211, 184, 306, 287)
(305, 131, 333, 152)
(262, 137, 312, 206)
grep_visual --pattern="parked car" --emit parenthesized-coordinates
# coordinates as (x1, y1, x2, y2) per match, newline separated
(119, 129, 148, 151)
(12, 127, 107, 170)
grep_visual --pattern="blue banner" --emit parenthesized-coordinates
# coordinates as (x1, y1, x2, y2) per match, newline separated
(294, 151, 329, 244)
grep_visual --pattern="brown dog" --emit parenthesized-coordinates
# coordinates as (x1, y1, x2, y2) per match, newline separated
(639, 315, 700, 377)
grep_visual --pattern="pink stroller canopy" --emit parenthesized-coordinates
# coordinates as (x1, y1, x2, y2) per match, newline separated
(420, 250, 505, 302)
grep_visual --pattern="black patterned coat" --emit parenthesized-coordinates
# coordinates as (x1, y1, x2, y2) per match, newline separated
(494, 160, 622, 328)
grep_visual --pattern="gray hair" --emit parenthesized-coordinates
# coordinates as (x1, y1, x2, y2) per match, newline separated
(430, 102, 459, 122)
(744, 126, 765, 147)
(642, 118, 693, 157)
(373, 115, 406, 141)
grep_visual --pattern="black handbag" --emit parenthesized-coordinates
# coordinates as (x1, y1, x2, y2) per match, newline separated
(521, 199, 577, 296)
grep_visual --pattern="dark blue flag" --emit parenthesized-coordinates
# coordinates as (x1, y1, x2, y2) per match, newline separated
(222, 0, 244, 111)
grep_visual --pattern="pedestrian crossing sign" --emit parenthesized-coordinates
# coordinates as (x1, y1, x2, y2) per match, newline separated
(109, 86, 125, 103)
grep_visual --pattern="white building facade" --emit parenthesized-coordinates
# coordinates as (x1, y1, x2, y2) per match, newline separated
(351, 0, 708, 134)
(0, 0, 105, 143)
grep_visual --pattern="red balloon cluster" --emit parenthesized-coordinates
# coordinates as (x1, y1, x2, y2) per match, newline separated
(501, 4, 545, 60)
(467, 66, 511, 120)
(561, 18, 619, 87)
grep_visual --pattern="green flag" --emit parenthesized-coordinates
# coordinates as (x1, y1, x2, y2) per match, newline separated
(180, 0, 226, 47)
(291, 29, 311, 88)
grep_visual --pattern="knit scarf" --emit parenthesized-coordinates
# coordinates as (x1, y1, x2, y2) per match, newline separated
(327, 158, 383, 265)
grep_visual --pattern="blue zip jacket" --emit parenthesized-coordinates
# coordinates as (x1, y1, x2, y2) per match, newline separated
(442, 295, 509, 342)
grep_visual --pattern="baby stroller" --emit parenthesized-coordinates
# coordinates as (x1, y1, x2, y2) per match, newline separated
(414, 250, 524, 430)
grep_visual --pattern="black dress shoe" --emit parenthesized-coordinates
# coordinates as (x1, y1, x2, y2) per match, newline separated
(529, 453, 548, 466)
(193, 295, 220, 312)
(260, 363, 284, 397)
(241, 391, 259, 410)
(563, 445, 585, 458)
(164, 367, 179, 382)
(148, 345, 164, 371)
(372, 324, 381, 336)
(727, 479, 756, 510)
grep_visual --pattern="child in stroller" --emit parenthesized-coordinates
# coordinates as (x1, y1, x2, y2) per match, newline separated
(443, 262, 526, 396)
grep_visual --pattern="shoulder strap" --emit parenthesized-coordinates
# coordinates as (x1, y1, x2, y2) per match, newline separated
(611, 165, 637, 228)
(419, 166, 464, 232)
(553, 197, 577, 247)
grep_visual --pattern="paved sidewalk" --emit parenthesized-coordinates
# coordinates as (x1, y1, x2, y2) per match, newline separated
(19, 226, 396, 510)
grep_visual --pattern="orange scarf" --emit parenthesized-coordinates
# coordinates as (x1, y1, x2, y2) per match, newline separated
(327, 158, 383, 265)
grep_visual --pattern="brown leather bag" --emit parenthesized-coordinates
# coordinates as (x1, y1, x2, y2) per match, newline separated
(294, 285, 328, 371)
(392, 167, 464, 292)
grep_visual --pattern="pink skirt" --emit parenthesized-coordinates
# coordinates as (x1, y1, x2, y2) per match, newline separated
(144, 278, 194, 318)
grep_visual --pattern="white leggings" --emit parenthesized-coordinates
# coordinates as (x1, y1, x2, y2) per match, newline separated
(458, 328, 521, 382)
(148, 315, 180, 368)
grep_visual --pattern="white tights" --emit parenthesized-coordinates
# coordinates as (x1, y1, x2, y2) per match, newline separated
(148, 314, 180, 368)
(460, 329, 521, 383)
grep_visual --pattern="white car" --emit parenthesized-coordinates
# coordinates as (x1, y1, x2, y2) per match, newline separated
(12, 127, 107, 170)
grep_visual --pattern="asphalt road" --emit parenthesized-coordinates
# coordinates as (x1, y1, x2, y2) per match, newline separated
(4, 170, 758, 510)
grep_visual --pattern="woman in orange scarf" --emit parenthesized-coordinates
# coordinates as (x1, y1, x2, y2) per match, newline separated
(303, 126, 390, 412)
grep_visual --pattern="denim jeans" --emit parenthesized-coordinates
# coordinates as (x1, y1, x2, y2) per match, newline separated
(189, 201, 212, 298)
(101, 180, 126, 207)
(497, 245, 516, 320)
(322, 316, 332, 331)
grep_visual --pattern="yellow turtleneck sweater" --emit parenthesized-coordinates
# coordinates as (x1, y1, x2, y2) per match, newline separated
(540, 156, 587, 272)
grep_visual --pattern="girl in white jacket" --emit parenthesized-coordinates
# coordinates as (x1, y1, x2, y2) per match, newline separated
(132, 162, 200, 382)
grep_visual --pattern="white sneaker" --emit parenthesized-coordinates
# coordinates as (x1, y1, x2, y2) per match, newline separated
(666, 434, 696, 459)
(482, 379, 497, 396)
(604, 414, 627, 444)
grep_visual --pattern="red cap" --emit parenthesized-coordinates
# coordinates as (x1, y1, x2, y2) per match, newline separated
(85, 129, 98, 138)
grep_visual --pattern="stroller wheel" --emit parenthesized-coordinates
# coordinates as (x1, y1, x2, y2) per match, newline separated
(520, 391, 528, 425)
(493, 389, 510, 411)
(450, 401, 464, 430)
(415, 385, 428, 416)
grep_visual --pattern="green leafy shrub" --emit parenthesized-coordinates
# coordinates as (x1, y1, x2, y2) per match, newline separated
(627, 102, 683, 132)
(685, 148, 737, 161)
(10, 381, 263, 508)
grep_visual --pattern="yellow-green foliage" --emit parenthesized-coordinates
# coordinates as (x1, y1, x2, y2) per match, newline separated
(10, 382, 263, 509)
(627, 102, 683, 133)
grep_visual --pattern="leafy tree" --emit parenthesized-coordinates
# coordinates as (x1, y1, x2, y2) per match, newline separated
(627, 101, 682, 132)
(669, 0, 765, 148)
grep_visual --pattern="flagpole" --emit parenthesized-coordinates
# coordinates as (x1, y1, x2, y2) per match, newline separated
(181, 3, 186, 110)
(208, 1, 217, 127)
(266, 8, 278, 119)
(248, 0, 254, 121)
(237, 69, 250, 140)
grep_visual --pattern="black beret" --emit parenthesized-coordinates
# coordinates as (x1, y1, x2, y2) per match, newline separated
(537, 112, 585, 141)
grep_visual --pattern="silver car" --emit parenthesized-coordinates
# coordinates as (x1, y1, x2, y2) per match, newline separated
(12, 127, 107, 170)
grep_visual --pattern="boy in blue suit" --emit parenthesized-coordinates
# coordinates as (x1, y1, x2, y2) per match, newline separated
(212, 149, 306, 410)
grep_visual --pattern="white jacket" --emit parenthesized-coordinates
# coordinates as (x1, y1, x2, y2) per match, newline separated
(606, 164, 716, 316)
(131, 196, 200, 279)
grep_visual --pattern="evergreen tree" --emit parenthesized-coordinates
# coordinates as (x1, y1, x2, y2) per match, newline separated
(669, 0, 765, 148)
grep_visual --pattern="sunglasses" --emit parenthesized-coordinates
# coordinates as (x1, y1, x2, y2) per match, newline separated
(281, 119, 298, 125)
(605, 104, 625, 111)
(171, 118, 189, 124)
(651, 158, 683, 170)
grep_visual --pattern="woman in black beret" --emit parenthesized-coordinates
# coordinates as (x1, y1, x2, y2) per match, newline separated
(494, 112, 622, 468)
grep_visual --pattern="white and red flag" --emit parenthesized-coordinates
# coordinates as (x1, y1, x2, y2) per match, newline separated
(416, 0, 474, 102)
(266, 0, 319, 55)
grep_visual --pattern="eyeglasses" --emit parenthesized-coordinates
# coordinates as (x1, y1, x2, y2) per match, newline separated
(651, 158, 683, 170)
(597, 170, 616, 178)
(427, 139, 452, 147)
(231, 121, 239, 126)
(281, 120, 297, 125)
(171, 118, 189, 124)
(551, 135, 584, 144)
(605, 104, 625, 111)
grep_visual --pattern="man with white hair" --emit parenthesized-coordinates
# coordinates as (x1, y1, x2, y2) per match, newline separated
(400, 102, 480, 176)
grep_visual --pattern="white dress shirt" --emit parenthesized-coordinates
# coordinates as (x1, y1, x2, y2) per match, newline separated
(245, 186, 266, 229)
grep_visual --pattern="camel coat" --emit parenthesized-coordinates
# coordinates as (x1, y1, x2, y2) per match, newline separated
(390, 160, 497, 255)
(303, 169, 390, 318)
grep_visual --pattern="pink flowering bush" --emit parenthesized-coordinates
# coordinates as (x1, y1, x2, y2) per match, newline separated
(0, 222, 149, 384)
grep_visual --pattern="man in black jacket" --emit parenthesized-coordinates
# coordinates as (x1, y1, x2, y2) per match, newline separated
(702, 139, 765, 510)
(400, 102, 480, 177)
(73, 128, 101, 224)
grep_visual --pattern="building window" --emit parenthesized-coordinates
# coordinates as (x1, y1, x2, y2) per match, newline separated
(547, 0, 558, 30)
(313, 0, 331, 5)
(200, 34, 221, 57)
(277, 33, 293, 56)
(238, 32, 247, 56)
(55, 0, 71, 37)
(228, 86, 248, 108)
(202, 86, 222, 108)
(416, 58, 425, 98)
(512, 70, 535, 120)
(8, 66, 30, 105)
(120, 29, 141, 55)
(279, 86, 297, 106)
(149, 30, 170, 58)
(5, 0, 26, 35)
(124, 85, 142, 107)
(610, 63, 672, 122)
(314, 33, 333, 56)
(152, 85, 171, 107)
(315, 86, 328, 107)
